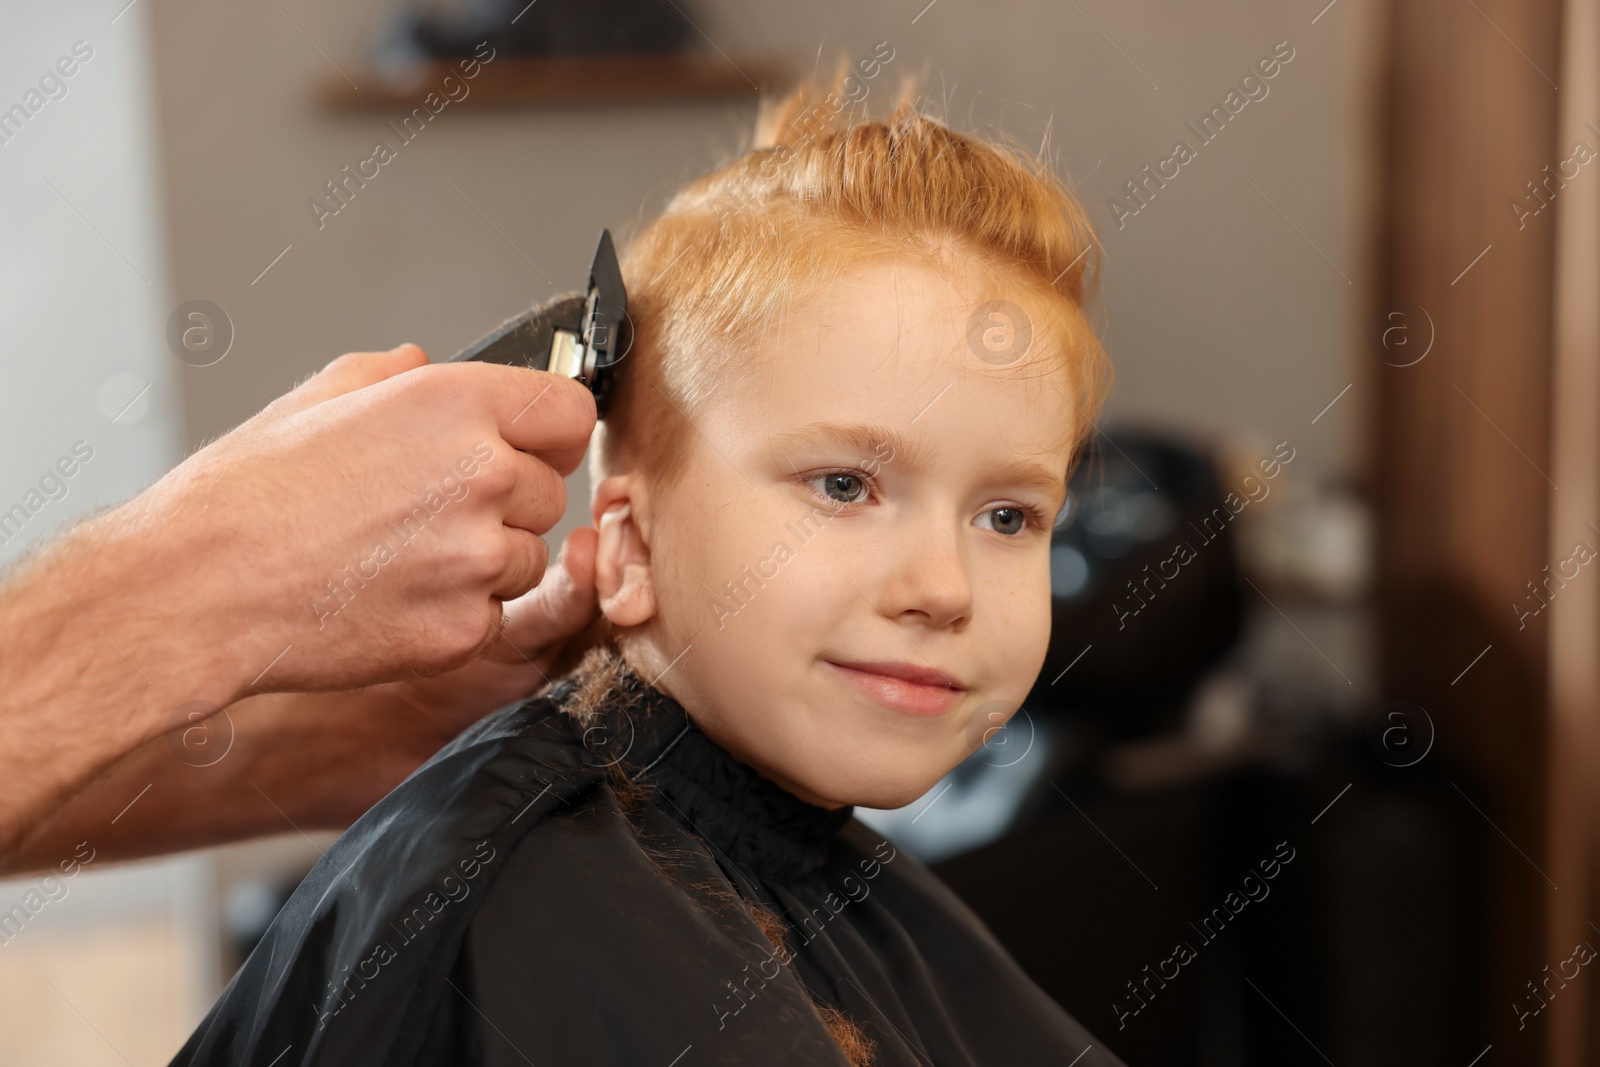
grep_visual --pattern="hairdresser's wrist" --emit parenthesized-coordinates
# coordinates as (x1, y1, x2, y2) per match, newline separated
(226, 687, 412, 831)
(72, 489, 265, 720)
(235, 684, 472, 830)
(0, 499, 257, 863)
(354, 678, 494, 778)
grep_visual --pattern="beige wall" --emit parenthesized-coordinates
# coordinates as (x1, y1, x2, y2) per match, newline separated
(152, 0, 1375, 557)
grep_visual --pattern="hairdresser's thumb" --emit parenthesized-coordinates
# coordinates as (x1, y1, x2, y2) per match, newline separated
(498, 526, 600, 654)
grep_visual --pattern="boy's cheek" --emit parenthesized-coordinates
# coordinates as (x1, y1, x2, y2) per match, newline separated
(983, 562, 1054, 658)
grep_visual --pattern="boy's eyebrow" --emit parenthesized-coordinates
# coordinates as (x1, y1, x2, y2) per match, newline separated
(769, 421, 1069, 499)
(988, 459, 1072, 502)
(768, 422, 931, 470)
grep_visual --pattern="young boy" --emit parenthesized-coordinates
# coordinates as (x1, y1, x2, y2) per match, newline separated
(173, 79, 1121, 1067)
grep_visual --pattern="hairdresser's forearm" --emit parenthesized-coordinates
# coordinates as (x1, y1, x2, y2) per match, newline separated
(0, 506, 255, 866)
(0, 686, 428, 874)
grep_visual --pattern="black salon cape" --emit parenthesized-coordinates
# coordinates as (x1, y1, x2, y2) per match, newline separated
(172, 664, 1125, 1067)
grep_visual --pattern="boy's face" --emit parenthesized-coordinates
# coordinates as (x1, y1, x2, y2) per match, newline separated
(621, 256, 1078, 810)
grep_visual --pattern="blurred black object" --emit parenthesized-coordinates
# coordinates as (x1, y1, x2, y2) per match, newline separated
(385, 0, 695, 61)
(933, 748, 1483, 1067)
(1032, 430, 1246, 736)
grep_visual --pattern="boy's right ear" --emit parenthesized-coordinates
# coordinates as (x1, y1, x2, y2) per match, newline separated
(591, 474, 656, 627)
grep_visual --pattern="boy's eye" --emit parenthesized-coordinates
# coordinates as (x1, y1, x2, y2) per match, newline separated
(811, 472, 868, 504)
(978, 506, 1028, 536)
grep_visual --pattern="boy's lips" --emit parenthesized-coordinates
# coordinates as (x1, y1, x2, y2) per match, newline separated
(823, 659, 966, 717)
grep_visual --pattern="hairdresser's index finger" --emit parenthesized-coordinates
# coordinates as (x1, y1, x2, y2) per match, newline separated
(486, 366, 597, 475)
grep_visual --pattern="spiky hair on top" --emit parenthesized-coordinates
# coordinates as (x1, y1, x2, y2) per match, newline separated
(593, 67, 1111, 492)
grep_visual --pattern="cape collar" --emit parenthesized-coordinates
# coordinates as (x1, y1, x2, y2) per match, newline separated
(572, 657, 855, 880)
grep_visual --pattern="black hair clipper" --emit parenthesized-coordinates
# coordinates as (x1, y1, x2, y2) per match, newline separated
(449, 229, 631, 417)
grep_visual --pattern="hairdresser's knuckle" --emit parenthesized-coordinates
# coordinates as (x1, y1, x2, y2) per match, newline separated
(415, 360, 469, 397)
(320, 350, 372, 376)
(458, 536, 511, 584)
(473, 454, 518, 497)
(377, 365, 433, 413)
(441, 360, 503, 399)
(436, 608, 493, 665)
(400, 362, 474, 413)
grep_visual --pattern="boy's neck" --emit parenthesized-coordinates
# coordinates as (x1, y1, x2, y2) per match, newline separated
(615, 643, 850, 812)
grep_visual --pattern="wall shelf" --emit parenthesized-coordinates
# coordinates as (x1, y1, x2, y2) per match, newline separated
(320, 52, 788, 111)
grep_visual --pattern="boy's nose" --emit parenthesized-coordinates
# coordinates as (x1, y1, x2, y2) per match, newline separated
(871, 520, 974, 631)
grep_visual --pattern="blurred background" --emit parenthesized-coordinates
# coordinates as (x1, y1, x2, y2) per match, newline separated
(0, 0, 1592, 1063)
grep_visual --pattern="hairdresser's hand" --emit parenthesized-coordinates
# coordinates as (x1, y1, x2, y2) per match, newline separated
(372, 524, 603, 758)
(0, 343, 594, 869)
(2, 526, 601, 874)
(120, 343, 595, 696)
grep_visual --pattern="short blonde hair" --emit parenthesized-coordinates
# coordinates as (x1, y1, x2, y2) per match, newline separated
(594, 71, 1112, 490)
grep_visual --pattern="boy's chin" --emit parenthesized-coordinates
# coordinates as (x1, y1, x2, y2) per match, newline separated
(812, 766, 951, 812)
